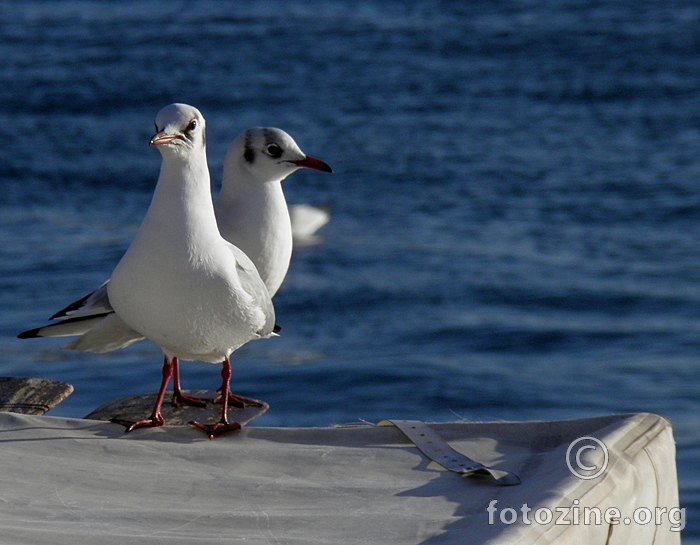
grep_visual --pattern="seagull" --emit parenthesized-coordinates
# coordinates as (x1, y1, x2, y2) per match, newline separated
(289, 202, 332, 245)
(18, 125, 331, 418)
(216, 127, 333, 298)
(21, 104, 277, 438)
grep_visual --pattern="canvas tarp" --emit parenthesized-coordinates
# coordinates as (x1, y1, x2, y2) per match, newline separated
(0, 412, 681, 544)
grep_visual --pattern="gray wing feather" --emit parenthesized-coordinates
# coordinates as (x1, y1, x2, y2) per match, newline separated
(230, 245, 276, 338)
(50, 281, 114, 320)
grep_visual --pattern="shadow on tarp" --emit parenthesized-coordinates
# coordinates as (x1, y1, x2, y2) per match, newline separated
(237, 415, 657, 545)
(0, 412, 668, 544)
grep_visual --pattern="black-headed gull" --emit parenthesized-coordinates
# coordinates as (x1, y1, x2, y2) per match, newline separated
(21, 104, 277, 438)
(19, 125, 331, 421)
(20, 128, 331, 341)
(216, 127, 332, 297)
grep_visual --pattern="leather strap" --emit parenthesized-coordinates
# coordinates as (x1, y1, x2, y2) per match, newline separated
(379, 419, 521, 486)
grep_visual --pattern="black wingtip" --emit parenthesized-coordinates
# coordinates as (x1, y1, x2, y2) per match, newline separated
(273, 324, 282, 333)
(17, 328, 41, 339)
(49, 289, 96, 320)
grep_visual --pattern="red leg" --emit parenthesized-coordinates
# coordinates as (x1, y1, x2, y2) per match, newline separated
(171, 357, 208, 408)
(189, 358, 241, 439)
(212, 361, 263, 408)
(111, 356, 173, 432)
(213, 389, 264, 408)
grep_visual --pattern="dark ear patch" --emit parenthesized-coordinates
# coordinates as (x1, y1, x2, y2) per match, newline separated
(244, 147, 255, 163)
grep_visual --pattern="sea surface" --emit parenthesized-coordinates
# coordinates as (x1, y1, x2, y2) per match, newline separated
(1, 0, 699, 540)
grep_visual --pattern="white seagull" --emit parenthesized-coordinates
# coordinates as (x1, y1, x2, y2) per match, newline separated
(216, 127, 332, 298)
(21, 104, 277, 438)
(19, 125, 331, 420)
(289, 202, 332, 245)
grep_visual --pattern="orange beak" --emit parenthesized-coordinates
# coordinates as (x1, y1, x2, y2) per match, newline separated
(150, 131, 180, 146)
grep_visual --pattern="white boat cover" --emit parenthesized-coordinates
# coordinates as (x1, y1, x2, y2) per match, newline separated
(0, 412, 681, 544)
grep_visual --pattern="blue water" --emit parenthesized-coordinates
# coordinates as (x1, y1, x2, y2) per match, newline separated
(1, 0, 700, 539)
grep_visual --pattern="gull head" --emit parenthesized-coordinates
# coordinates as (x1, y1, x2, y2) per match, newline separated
(150, 103, 206, 156)
(226, 127, 332, 184)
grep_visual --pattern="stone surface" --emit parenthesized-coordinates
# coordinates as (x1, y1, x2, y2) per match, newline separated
(85, 390, 269, 426)
(0, 377, 74, 415)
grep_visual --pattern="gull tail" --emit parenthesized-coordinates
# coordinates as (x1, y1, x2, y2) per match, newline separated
(60, 314, 145, 353)
(18, 315, 109, 339)
(18, 313, 145, 353)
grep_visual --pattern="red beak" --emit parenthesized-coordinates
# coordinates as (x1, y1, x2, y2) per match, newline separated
(290, 156, 333, 173)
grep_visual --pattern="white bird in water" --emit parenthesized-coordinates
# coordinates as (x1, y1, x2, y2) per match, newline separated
(21, 104, 278, 438)
(19, 124, 331, 422)
(289, 202, 331, 245)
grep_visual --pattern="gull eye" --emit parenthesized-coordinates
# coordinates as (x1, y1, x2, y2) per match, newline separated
(267, 143, 283, 158)
(186, 119, 197, 132)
